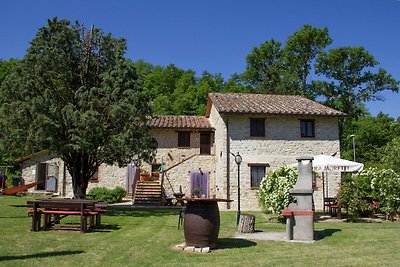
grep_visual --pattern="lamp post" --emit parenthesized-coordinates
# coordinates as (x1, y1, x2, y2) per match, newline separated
(231, 152, 242, 226)
(349, 135, 356, 161)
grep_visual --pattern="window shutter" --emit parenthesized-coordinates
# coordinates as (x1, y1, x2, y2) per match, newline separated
(190, 171, 209, 197)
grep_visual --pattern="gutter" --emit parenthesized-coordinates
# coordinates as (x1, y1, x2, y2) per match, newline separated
(226, 116, 231, 209)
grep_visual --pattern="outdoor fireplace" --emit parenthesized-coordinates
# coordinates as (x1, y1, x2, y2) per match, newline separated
(282, 157, 315, 241)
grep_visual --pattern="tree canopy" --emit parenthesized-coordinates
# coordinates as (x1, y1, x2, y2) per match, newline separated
(0, 58, 19, 85)
(242, 25, 332, 99)
(341, 113, 400, 172)
(137, 62, 227, 115)
(241, 25, 398, 122)
(0, 58, 20, 170)
(315, 46, 398, 119)
(0, 18, 157, 197)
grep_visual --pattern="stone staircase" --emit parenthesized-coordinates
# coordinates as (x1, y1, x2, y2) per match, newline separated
(133, 180, 163, 206)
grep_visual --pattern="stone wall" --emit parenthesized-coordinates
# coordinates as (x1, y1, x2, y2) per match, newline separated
(208, 105, 230, 208)
(21, 153, 63, 193)
(226, 114, 341, 211)
(160, 155, 216, 197)
(21, 153, 130, 198)
(147, 128, 216, 197)
(207, 111, 341, 211)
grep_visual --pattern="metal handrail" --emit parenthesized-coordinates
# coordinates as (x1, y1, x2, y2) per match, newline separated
(160, 154, 198, 198)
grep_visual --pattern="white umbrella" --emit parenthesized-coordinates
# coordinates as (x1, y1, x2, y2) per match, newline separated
(312, 154, 363, 173)
(291, 154, 364, 212)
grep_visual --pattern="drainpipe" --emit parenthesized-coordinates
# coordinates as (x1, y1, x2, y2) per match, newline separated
(226, 116, 231, 209)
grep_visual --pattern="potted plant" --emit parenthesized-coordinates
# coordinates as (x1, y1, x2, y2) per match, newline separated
(193, 186, 202, 198)
(140, 169, 151, 181)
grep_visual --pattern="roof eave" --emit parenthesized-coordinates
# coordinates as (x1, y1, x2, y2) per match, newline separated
(220, 111, 347, 117)
(205, 94, 213, 117)
(15, 150, 52, 163)
(150, 126, 215, 131)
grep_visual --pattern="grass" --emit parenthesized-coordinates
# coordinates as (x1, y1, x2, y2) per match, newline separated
(1, 195, 400, 266)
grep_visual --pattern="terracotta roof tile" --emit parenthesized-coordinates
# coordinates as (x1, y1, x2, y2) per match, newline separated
(149, 115, 213, 129)
(206, 93, 346, 117)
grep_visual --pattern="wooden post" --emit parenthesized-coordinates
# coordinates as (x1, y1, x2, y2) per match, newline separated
(237, 214, 255, 233)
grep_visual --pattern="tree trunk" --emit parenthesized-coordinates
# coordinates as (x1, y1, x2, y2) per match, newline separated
(72, 178, 88, 199)
(64, 152, 94, 199)
(238, 214, 256, 233)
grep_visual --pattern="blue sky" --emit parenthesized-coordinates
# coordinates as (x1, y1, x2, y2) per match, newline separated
(1, 0, 399, 118)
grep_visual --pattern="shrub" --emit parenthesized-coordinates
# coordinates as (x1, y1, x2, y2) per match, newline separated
(370, 168, 400, 218)
(88, 186, 126, 204)
(339, 168, 400, 219)
(382, 137, 400, 174)
(338, 174, 373, 218)
(258, 165, 298, 214)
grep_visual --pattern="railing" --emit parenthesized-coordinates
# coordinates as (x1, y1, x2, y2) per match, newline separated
(160, 154, 198, 198)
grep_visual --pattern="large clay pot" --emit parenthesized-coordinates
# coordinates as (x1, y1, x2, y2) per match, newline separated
(183, 200, 220, 248)
(139, 173, 150, 181)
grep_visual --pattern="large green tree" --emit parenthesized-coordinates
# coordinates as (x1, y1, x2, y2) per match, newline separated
(0, 18, 157, 197)
(242, 39, 285, 93)
(138, 62, 226, 115)
(0, 58, 19, 85)
(242, 25, 332, 98)
(0, 58, 19, 168)
(242, 25, 398, 119)
(342, 113, 397, 164)
(315, 46, 399, 120)
(283, 25, 332, 98)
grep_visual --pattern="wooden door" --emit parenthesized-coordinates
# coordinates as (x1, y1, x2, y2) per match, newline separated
(36, 163, 47, 190)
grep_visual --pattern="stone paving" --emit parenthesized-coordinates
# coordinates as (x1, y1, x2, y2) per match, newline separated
(175, 243, 211, 253)
(235, 231, 316, 243)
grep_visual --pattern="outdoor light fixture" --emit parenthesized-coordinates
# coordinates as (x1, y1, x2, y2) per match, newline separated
(231, 151, 242, 225)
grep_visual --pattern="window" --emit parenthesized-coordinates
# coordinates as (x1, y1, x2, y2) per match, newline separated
(200, 133, 211, 155)
(300, 120, 315, 137)
(250, 118, 265, 137)
(178, 131, 190, 147)
(250, 165, 268, 188)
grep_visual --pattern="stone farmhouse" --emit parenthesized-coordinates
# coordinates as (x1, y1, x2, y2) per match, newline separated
(17, 93, 345, 210)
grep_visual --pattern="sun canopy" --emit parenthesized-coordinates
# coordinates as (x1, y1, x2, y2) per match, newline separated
(311, 155, 364, 173)
(291, 155, 364, 211)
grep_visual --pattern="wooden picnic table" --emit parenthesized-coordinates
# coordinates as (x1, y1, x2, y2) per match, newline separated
(27, 199, 108, 233)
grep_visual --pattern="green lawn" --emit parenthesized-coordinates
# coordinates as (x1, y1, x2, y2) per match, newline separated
(1, 195, 400, 267)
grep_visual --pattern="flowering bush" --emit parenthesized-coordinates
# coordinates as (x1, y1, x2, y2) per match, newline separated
(258, 165, 297, 214)
(339, 167, 400, 219)
(370, 168, 400, 218)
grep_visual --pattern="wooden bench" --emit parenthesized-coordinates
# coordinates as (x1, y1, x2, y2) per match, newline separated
(27, 200, 107, 233)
